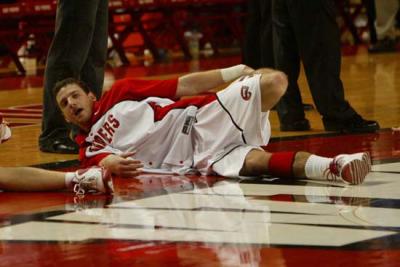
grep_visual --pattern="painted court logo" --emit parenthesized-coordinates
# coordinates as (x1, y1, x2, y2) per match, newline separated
(240, 86, 252, 101)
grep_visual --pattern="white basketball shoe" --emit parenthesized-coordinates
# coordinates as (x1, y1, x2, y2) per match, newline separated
(72, 167, 114, 195)
(0, 115, 11, 144)
(324, 152, 371, 185)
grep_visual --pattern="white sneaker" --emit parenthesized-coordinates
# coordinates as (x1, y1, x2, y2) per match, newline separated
(0, 115, 11, 144)
(324, 152, 371, 185)
(73, 167, 114, 195)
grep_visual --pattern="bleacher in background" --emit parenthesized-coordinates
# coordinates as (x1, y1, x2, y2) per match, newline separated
(0, 0, 373, 75)
(0, 0, 248, 74)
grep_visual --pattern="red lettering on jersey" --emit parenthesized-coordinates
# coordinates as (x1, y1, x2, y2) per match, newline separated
(108, 114, 120, 128)
(88, 114, 120, 152)
(89, 143, 105, 152)
(103, 122, 115, 136)
(98, 128, 112, 143)
(241, 86, 252, 101)
(89, 135, 107, 152)
(93, 135, 106, 146)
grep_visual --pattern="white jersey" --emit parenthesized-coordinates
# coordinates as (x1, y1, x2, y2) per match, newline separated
(77, 75, 270, 177)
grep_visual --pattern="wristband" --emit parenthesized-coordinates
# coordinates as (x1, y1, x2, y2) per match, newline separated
(220, 64, 245, 82)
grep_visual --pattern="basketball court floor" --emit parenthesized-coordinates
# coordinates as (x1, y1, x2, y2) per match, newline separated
(0, 51, 399, 266)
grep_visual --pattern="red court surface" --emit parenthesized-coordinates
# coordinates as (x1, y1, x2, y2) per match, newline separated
(1, 130, 400, 267)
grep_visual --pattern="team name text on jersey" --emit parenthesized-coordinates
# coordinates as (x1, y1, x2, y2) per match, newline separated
(88, 114, 120, 152)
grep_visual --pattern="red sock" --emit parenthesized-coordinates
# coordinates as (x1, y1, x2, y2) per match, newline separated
(267, 152, 296, 178)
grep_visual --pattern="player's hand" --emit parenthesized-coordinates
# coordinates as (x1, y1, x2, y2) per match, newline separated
(100, 152, 143, 178)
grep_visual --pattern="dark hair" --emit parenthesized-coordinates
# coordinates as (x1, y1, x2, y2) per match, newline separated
(53, 78, 92, 99)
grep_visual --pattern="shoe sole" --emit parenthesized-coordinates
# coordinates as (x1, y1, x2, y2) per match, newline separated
(340, 152, 371, 185)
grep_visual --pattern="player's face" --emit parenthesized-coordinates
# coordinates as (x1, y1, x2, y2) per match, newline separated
(56, 84, 96, 131)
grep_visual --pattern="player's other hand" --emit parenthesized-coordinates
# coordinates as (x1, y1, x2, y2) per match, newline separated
(100, 152, 143, 178)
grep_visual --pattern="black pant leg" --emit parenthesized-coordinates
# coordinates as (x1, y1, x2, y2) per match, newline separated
(259, 0, 274, 68)
(39, 0, 104, 144)
(272, 0, 305, 123)
(291, 0, 356, 120)
(243, 0, 274, 69)
(364, 0, 377, 44)
(243, 0, 262, 68)
(81, 0, 108, 99)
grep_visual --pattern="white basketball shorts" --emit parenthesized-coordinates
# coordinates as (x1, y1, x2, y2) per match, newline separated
(192, 74, 270, 177)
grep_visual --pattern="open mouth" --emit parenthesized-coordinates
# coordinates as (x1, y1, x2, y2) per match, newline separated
(74, 108, 83, 117)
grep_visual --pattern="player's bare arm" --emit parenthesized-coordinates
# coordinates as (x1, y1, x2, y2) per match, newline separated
(175, 64, 254, 97)
(99, 152, 144, 178)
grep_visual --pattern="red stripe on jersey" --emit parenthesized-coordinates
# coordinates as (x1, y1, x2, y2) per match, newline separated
(91, 78, 179, 124)
(149, 94, 217, 122)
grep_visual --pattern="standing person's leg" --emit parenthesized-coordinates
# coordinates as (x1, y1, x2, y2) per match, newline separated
(80, 0, 109, 99)
(292, 0, 379, 133)
(272, 0, 310, 131)
(243, 0, 274, 69)
(259, 0, 275, 68)
(397, 1, 400, 28)
(39, 0, 104, 153)
(369, 0, 399, 53)
(243, 0, 263, 69)
(364, 0, 378, 45)
(289, 0, 354, 121)
(374, 0, 399, 40)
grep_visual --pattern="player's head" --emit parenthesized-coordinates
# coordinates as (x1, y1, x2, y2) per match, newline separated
(54, 78, 96, 131)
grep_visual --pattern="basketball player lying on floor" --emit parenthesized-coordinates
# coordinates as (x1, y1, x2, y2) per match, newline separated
(0, 65, 371, 195)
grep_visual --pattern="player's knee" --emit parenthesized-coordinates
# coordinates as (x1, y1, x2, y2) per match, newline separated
(260, 71, 287, 99)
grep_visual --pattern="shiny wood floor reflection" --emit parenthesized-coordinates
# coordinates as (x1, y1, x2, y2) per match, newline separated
(0, 157, 399, 267)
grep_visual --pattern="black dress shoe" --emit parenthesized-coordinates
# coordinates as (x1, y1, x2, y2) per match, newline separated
(40, 138, 79, 154)
(368, 39, 397, 54)
(323, 114, 380, 133)
(280, 119, 311, 131)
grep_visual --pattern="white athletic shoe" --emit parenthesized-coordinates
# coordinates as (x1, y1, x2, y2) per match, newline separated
(72, 167, 114, 195)
(324, 152, 371, 185)
(0, 115, 11, 144)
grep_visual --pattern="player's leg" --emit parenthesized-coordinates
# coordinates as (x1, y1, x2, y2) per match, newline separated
(0, 166, 113, 194)
(0, 167, 65, 191)
(239, 149, 371, 185)
(1, 114, 112, 194)
(256, 68, 288, 111)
